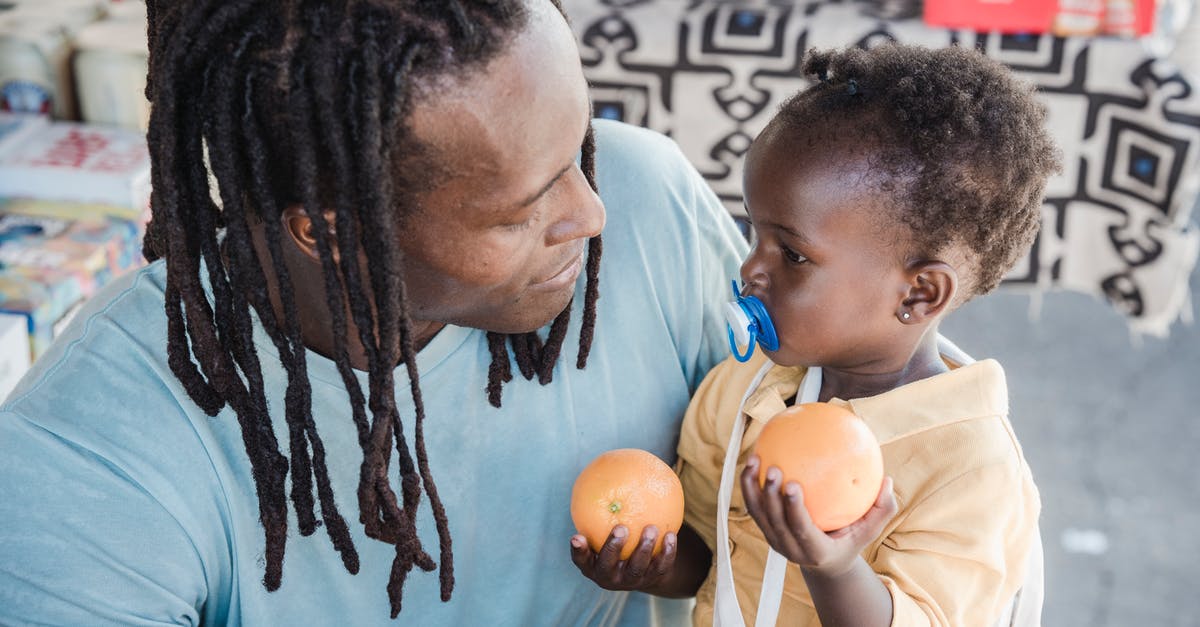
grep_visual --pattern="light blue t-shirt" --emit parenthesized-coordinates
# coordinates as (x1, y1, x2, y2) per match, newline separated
(0, 120, 747, 626)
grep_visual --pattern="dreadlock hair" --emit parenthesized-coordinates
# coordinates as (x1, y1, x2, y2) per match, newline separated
(775, 44, 1061, 298)
(141, 0, 601, 618)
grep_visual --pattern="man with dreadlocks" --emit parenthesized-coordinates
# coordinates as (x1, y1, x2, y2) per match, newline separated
(0, 0, 745, 624)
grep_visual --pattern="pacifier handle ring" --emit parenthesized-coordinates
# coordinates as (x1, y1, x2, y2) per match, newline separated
(729, 326, 758, 363)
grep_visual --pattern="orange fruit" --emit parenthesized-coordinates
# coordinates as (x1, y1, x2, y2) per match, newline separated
(570, 448, 685, 560)
(752, 402, 884, 531)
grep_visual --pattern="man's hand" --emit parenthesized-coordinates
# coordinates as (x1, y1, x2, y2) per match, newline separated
(570, 525, 678, 591)
(741, 454, 897, 578)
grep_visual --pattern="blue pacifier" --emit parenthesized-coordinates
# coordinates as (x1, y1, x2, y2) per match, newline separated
(723, 280, 779, 362)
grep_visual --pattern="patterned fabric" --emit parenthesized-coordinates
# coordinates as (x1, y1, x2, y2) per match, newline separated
(564, 0, 1200, 335)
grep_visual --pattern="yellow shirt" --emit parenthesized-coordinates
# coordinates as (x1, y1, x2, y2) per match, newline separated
(677, 351, 1041, 626)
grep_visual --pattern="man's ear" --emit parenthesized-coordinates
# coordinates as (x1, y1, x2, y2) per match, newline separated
(896, 260, 958, 324)
(282, 205, 338, 263)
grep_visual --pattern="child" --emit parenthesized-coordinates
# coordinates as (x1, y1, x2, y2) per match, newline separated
(570, 43, 1059, 626)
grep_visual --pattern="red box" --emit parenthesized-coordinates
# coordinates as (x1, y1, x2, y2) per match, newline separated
(924, 0, 1059, 34)
(925, 0, 1156, 36)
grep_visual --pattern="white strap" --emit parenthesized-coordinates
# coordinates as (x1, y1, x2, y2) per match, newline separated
(713, 364, 822, 627)
(713, 360, 774, 627)
(936, 335, 976, 366)
(753, 367, 822, 627)
(754, 551, 789, 627)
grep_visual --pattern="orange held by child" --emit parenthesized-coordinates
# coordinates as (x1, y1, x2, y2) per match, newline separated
(753, 402, 884, 531)
(570, 448, 684, 560)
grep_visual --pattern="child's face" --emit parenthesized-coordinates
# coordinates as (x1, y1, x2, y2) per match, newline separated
(741, 131, 912, 370)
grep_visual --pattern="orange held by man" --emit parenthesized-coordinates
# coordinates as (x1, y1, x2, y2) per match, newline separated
(570, 448, 685, 560)
(753, 402, 884, 531)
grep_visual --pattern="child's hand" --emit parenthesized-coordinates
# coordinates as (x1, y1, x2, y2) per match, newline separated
(741, 454, 898, 578)
(569, 525, 678, 591)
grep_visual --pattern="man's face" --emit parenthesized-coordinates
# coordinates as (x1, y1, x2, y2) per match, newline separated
(397, 0, 604, 335)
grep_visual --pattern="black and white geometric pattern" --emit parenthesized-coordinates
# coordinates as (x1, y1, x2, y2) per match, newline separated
(564, 0, 1200, 335)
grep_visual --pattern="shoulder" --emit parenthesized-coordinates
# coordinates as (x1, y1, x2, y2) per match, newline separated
(590, 119, 710, 223)
(586, 119, 746, 330)
(4, 261, 169, 409)
(0, 263, 228, 622)
(0, 260, 219, 515)
(588, 118, 744, 249)
(858, 360, 1013, 449)
(591, 118, 690, 172)
(1, 254, 215, 446)
(862, 359, 1033, 500)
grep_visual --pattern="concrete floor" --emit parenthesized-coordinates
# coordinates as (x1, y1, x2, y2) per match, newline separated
(942, 264, 1200, 626)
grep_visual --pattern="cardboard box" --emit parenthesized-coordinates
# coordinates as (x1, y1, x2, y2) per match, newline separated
(0, 112, 48, 157)
(0, 122, 151, 216)
(924, 0, 1059, 34)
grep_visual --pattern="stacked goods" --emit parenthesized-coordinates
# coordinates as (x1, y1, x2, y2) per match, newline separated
(0, 115, 148, 365)
(0, 203, 142, 360)
(0, 1, 152, 392)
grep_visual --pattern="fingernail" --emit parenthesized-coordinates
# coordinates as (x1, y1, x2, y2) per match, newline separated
(768, 468, 780, 483)
(571, 537, 585, 548)
(613, 526, 627, 539)
(786, 484, 799, 499)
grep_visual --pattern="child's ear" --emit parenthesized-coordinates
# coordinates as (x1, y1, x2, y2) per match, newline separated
(897, 261, 957, 324)
(282, 205, 339, 264)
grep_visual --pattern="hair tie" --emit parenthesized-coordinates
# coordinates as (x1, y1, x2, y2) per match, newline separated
(847, 78, 858, 96)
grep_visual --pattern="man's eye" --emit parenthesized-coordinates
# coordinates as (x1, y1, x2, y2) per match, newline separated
(504, 217, 535, 231)
(781, 245, 807, 264)
(501, 207, 540, 231)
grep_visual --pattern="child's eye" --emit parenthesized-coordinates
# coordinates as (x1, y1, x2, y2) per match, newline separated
(781, 245, 807, 265)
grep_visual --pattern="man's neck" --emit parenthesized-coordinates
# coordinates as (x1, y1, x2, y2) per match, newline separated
(410, 320, 447, 353)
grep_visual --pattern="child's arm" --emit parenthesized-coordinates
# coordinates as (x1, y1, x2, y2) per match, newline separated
(741, 455, 899, 627)
(569, 522, 712, 598)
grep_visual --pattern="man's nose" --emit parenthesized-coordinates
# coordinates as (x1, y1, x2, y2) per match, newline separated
(545, 165, 605, 246)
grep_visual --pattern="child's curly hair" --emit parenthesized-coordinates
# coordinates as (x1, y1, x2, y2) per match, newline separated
(777, 44, 1061, 297)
